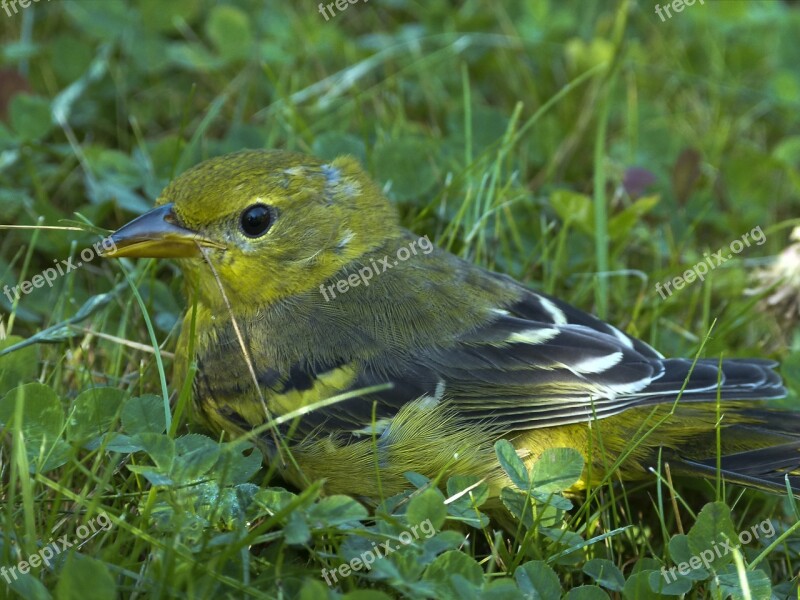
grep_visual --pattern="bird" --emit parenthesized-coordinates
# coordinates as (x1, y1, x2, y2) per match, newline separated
(105, 149, 798, 501)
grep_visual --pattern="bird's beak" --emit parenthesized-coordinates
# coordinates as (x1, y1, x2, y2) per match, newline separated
(103, 203, 224, 258)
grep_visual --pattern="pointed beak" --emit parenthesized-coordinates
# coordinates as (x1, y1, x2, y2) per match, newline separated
(103, 203, 224, 258)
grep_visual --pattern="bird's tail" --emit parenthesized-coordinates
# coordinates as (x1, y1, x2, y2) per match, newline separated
(603, 357, 797, 497)
(636, 357, 786, 404)
(665, 409, 800, 496)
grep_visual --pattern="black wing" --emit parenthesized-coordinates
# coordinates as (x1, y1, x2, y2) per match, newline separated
(280, 284, 785, 437)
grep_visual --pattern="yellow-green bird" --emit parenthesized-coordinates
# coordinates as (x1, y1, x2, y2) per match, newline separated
(106, 149, 798, 500)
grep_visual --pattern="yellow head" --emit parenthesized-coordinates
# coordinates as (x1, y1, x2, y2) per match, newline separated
(106, 150, 399, 309)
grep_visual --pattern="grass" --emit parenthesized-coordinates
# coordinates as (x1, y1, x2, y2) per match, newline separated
(1, 0, 799, 597)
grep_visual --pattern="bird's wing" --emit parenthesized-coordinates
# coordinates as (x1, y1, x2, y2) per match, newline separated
(281, 286, 785, 437)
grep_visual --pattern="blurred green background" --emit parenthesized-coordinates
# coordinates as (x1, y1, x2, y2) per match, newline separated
(0, 0, 799, 597)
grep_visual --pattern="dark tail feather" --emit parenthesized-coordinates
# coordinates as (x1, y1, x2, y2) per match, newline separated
(670, 445, 800, 497)
(666, 410, 800, 498)
(639, 358, 786, 404)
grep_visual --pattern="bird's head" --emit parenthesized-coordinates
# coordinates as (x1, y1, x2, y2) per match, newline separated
(105, 150, 399, 309)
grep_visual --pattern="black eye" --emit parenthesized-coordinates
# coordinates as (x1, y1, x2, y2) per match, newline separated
(240, 204, 273, 238)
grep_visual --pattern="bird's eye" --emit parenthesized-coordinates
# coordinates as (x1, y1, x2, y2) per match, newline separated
(240, 204, 273, 238)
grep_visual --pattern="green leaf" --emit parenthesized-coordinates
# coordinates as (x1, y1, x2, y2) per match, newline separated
(67, 387, 125, 444)
(166, 42, 224, 72)
(86, 178, 150, 213)
(38, 440, 74, 473)
(62, 0, 130, 41)
(500, 488, 533, 529)
(284, 510, 310, 545)
(0, 335, 38, 396)
(83, 146, 141, 187)
(565, 586, 610, 600)
(212, 442, 263, 485)
(0, 384, 73, 472)
(206, 5, 253, 61)
(549, 190, 593, 235)
(446, 475, 489, 507)
(9, 94, 53, 141)
(530, 489, 573, 511)
(126, 465, 173, 486)
(341, 591, 393, 600)
(773, 135, 800, 165)
(540, 527, 586, 565)
(630, 558, 664, 574)
(420, 530, 464, 557)
(49, 34, 94, 84)
(423, 550, 483, 588)
(514, 561, 562, 600)
(449, 574, 483, 600)
(135, 432, 175, 472)
(565, 37, 613, 74)
(608, 195, 660, 238)
(172, 434, 221, 481)
(667, 533, 692, 563)
(373, 137, 437, 201)
(138, 0, 201, 32)
(648, 569, 693, 595)
(531, 448, 584, 493)
(495, 439, 530, 491)
(312, 132, 367, 163)
(254, 487, 298, 513)
(445, 475, 490, 528)
(101, 432, 144, 453)
(686, 502, 738, 572)
(583, 559, 625, 591)
(8, 573, 52, 600)
(772, 70, 800, 104)
(121, 394, 167, 434)
(0, 382, 63, 442)
(0, 188, 31, 221)
(0, 284, 125, 357)
(404, 471, 431, 489)
(307, 495, 368, 527)
(50, 43, 112, 127)
(299, 578, 334, 600)
(623, 571, 671, 600)
(407, 487, 447, 531)
(447, 105, 509, 159)
(54, 554, 116, 600)
(205, 483, 259, 527)
(715, 566, 772, 600)
(667, 534, 709, 580)
(480, 579, 523, 599)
